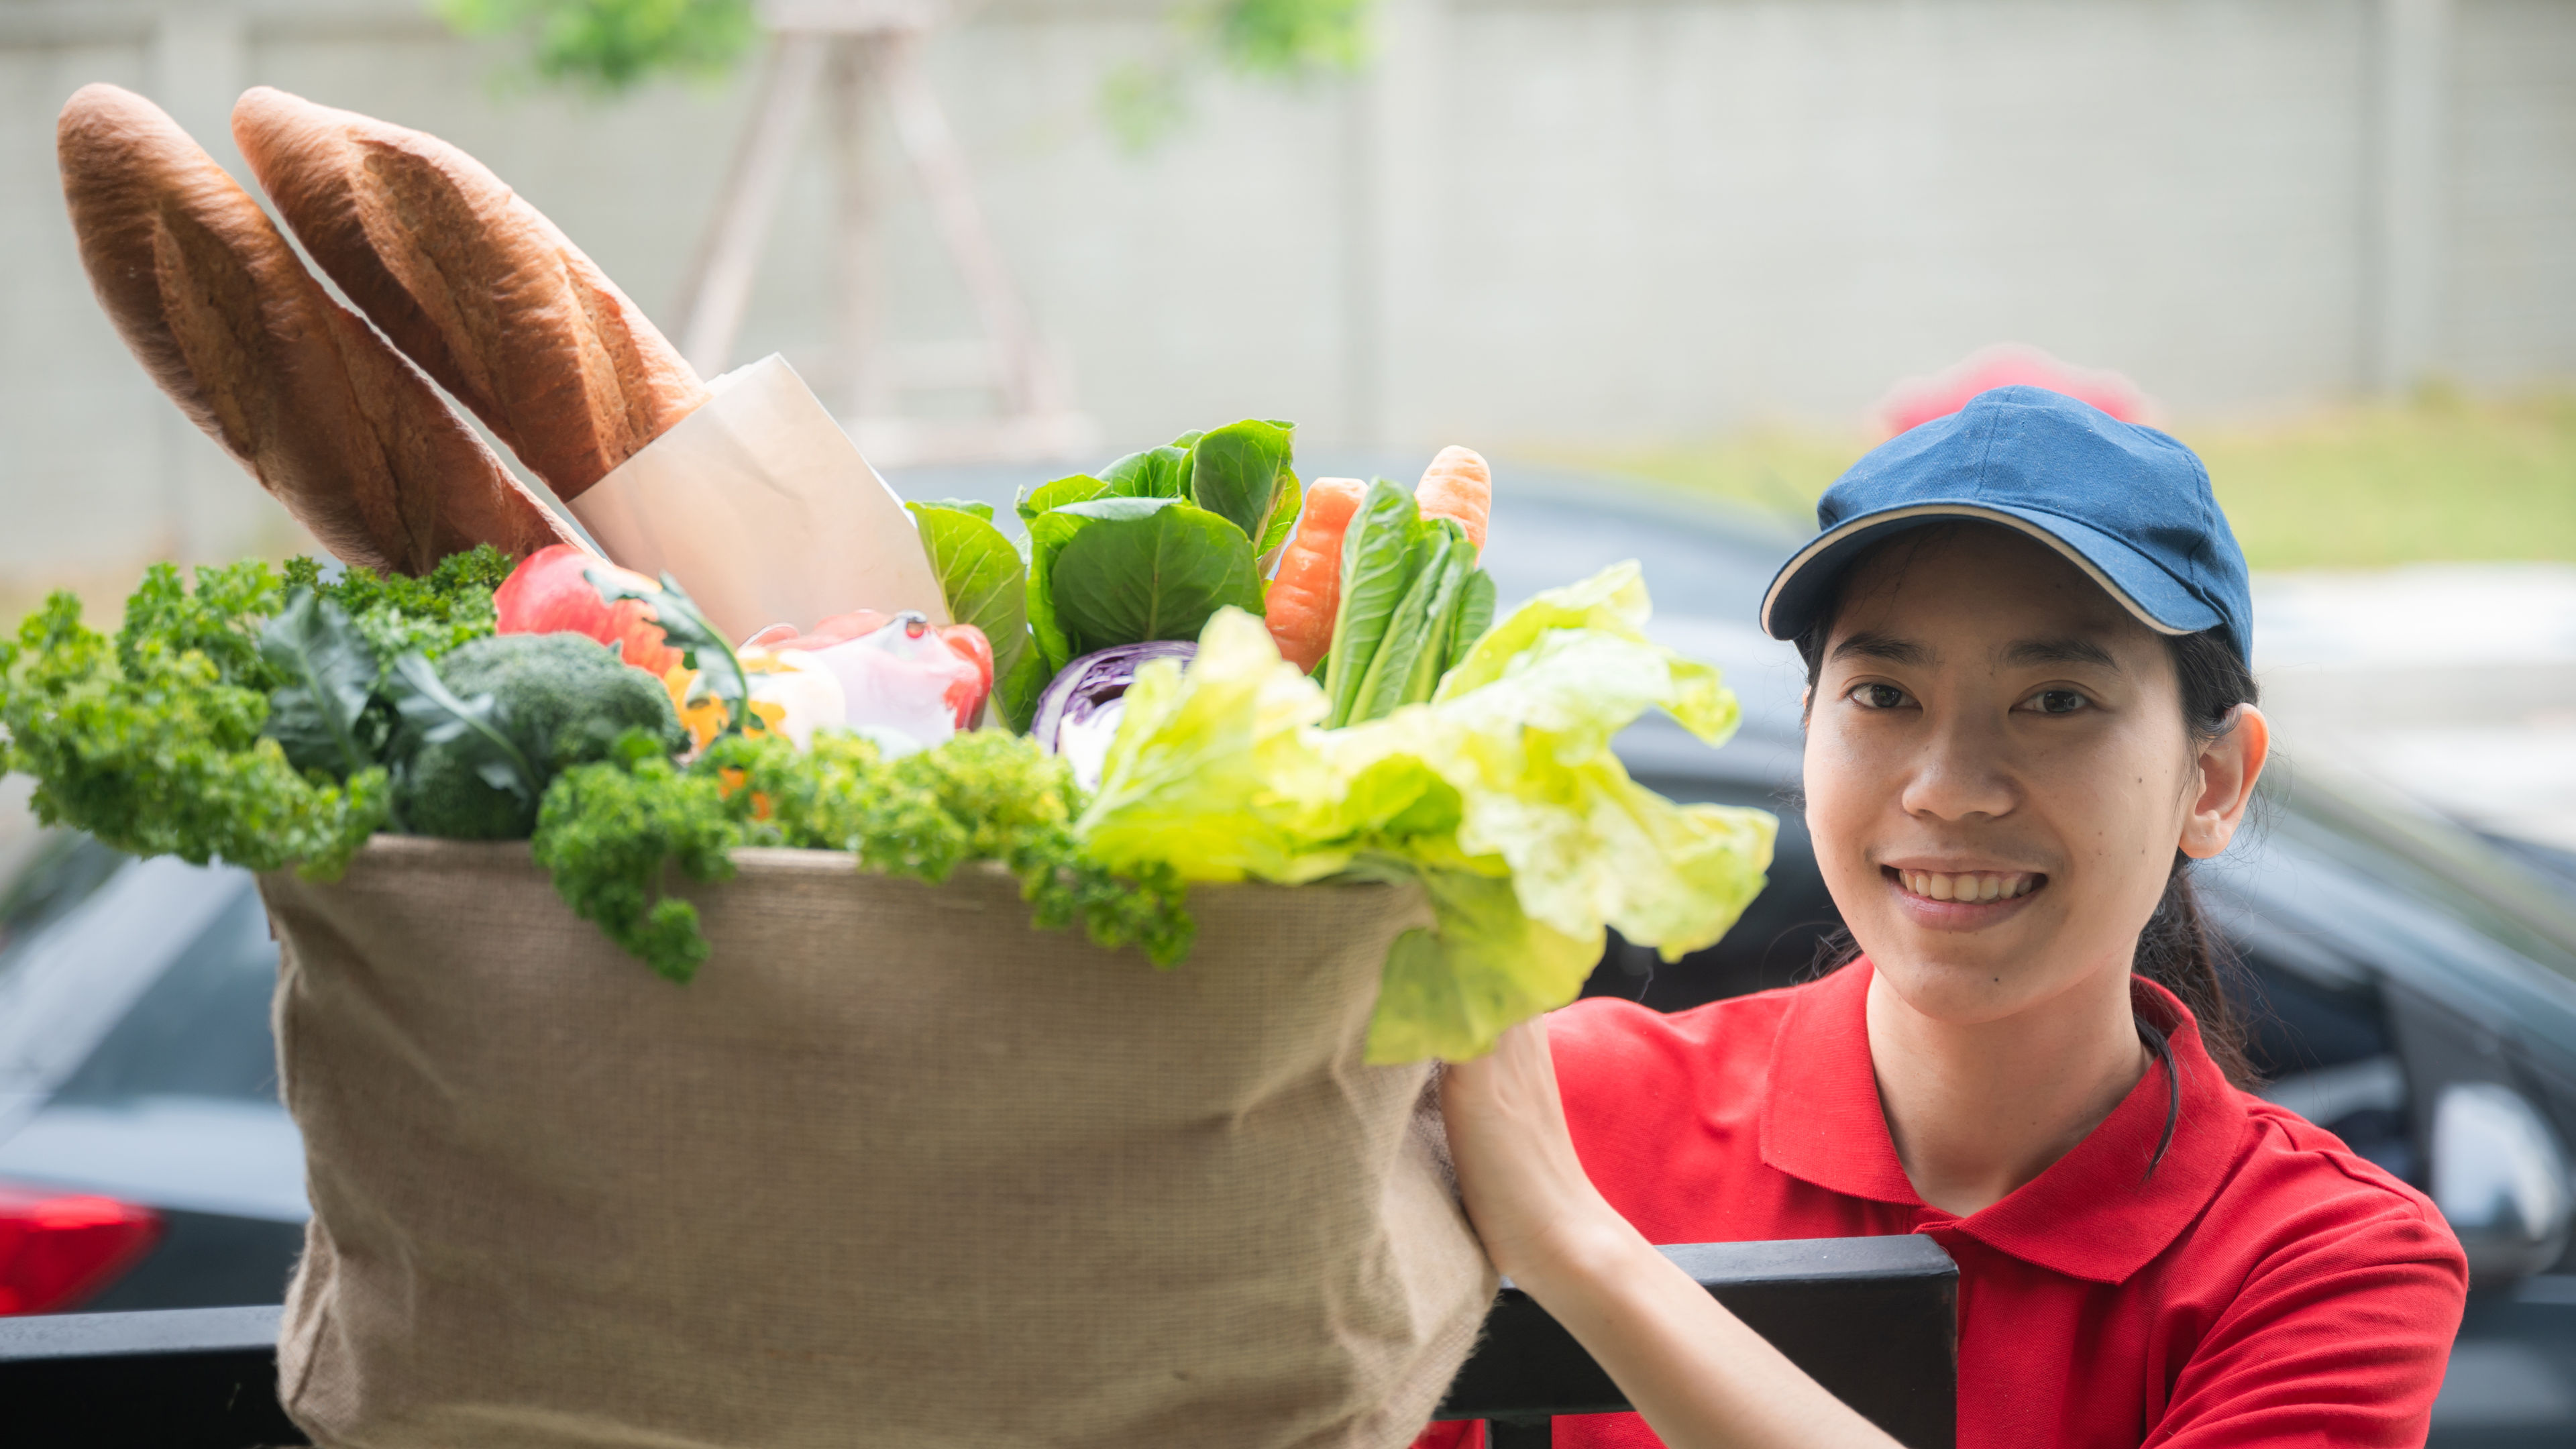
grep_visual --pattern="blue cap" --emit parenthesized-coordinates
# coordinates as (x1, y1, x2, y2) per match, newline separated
(1759, 386, 2253, 665)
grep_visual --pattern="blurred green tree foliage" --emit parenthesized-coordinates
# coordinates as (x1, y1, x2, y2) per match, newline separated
(432, 0, 1373, 135)
(434, 0, 760, 91)
(1110, 0, 1370, 148)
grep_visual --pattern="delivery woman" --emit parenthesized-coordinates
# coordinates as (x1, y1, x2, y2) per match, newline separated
(1420, 386, 2469, 1448)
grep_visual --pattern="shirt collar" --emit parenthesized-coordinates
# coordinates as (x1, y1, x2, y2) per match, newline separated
(1760, 959, 2248, 1285)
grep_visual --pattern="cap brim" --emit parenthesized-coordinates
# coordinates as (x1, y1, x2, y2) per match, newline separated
(1760, 502, 2225, 645)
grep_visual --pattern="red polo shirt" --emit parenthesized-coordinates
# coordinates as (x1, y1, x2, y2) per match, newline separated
(1415, 961, 2466, 1448)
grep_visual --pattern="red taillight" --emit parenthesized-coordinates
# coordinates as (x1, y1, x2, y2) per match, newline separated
(0, 1181, 162, 1315)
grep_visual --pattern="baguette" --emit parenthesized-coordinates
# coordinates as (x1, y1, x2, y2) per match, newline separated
(231, 87, 708, 503)
(56, 84, 582, 576)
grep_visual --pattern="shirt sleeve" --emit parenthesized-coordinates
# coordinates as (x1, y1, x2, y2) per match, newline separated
(2144, 1179, 2467, 1449)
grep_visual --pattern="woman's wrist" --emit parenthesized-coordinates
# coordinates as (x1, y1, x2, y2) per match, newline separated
(1497, 1187, 1648, 1302)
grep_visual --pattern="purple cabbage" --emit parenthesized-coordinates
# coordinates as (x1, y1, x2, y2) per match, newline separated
(1032, 641, 1197, 788)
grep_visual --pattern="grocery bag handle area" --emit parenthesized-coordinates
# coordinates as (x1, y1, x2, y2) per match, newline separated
(0, 1235, 1958, 1449)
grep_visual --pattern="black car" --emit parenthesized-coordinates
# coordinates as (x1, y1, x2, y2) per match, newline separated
(3, 465, 2573, 1444)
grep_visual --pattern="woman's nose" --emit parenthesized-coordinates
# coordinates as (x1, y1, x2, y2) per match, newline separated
(1898, 712, 2017, 822)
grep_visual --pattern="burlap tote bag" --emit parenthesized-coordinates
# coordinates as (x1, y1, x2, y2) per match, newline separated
(260, 837, 1497, 1449)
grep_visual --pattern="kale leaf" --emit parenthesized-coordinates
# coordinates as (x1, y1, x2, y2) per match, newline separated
(258, 591, 391, 781)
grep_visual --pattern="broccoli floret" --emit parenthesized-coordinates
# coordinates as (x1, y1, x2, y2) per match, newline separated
(394, 634, 685, 841)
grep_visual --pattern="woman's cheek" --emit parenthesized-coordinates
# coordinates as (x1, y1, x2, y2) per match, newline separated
(1802, 723, 1902, 934)
(2021, 731, 2188, 972)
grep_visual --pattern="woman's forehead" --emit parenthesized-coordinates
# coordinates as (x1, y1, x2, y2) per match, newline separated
(1829, 523, 2150, 648)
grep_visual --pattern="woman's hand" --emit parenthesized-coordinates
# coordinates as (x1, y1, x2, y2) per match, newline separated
(1440, 1014, 1622, 1289)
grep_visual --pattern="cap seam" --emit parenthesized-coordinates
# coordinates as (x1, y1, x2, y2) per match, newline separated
(1969, 394, 2002, 499)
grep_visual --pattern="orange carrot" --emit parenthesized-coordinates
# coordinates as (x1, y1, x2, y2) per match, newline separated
(1264, 476, 1368, 672)
(1415, 445, 1491, 552)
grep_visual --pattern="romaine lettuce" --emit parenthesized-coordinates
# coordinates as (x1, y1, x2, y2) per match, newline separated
(1077, 562, 1777, 1062)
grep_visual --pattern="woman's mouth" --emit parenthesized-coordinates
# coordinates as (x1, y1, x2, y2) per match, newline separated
(1892, 868, 2039, 903)
(1881, 865, 2045, 928)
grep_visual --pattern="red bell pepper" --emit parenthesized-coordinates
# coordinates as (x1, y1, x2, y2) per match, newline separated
(493, 544, 686, 679)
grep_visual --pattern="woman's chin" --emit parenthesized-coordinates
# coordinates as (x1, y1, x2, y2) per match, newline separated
(1859, 950, 2058, 1026)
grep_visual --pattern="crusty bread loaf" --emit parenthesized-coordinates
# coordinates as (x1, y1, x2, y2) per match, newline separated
(231, 87, 708, 503)
(57, 84, 582, 576)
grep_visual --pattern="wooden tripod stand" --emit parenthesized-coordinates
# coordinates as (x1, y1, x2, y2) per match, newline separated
(672, 0, 1095, 466)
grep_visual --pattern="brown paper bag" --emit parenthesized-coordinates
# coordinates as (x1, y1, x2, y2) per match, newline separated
(565, 354, 950, 643)
(259, 837, 1495, 1449)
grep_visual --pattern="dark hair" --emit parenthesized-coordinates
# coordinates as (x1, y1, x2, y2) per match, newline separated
(1788, 525, 2264, 1157)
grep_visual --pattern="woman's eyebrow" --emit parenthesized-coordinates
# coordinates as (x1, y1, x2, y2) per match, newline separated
(2001, 636, 2121, 669)
(1828, 630, 1932, 665)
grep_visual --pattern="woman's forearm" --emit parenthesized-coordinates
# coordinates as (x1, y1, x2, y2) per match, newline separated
(1509, 1209, 1903, 1449)
(1440, 1018, 1900, 1449)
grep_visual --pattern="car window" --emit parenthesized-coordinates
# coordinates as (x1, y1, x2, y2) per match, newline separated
(47, 883, 280, 1106)
(2273, 793, 2576, 991)
(0, 833, 127, 990)
(1479, 494, 1782, 622)
(2221, 818, 2576, 1065)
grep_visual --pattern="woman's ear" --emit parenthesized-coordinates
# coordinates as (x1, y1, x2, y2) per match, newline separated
(2180, 704, 2271, 860)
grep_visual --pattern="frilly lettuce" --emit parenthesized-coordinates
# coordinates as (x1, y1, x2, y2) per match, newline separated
(1076, 562, 1777, 1063)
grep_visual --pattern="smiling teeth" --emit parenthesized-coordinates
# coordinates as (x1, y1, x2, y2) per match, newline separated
(1900, 871, 2036, 902)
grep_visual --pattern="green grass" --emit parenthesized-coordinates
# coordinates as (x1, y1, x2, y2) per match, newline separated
(1550, 390, 2576, 571)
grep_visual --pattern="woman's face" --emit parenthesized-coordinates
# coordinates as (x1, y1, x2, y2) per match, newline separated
(1803, 524, 2261, 1027)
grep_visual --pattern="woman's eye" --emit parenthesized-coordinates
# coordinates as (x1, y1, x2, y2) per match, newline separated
(2027, 688, 2090, 715)
(1849, 683, 1909, 710)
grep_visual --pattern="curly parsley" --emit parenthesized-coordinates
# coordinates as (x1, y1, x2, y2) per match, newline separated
(533, 729, 1192, 982)
(0, 553, 511, 875)
(1, 589, 387, 875)
(283, 544, 513, 669)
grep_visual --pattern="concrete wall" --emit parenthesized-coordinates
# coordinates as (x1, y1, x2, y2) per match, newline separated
(0, 0, 2570, 580)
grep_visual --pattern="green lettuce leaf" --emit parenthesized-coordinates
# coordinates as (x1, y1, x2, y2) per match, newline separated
(1322, 479, 1420, 728)
(1016, 473, 1109, 525)
(1361, 867, 1601, 1066)
(1075, 608, 1334, 884)
(1030, 496, 1264, 672)
(1182, 419, 1293, 545)
(1098, 445, 1189, 500)
(1401, 539, 1475, 707)
(1345, 519, 1456, 724)
(908, 500, 1041, 731)
(1078, 564, 1776, 1063)
(1446, 569, 1497, 673)
(1256, 468, 1303, 557)
(1436, 561, 1738, 745)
